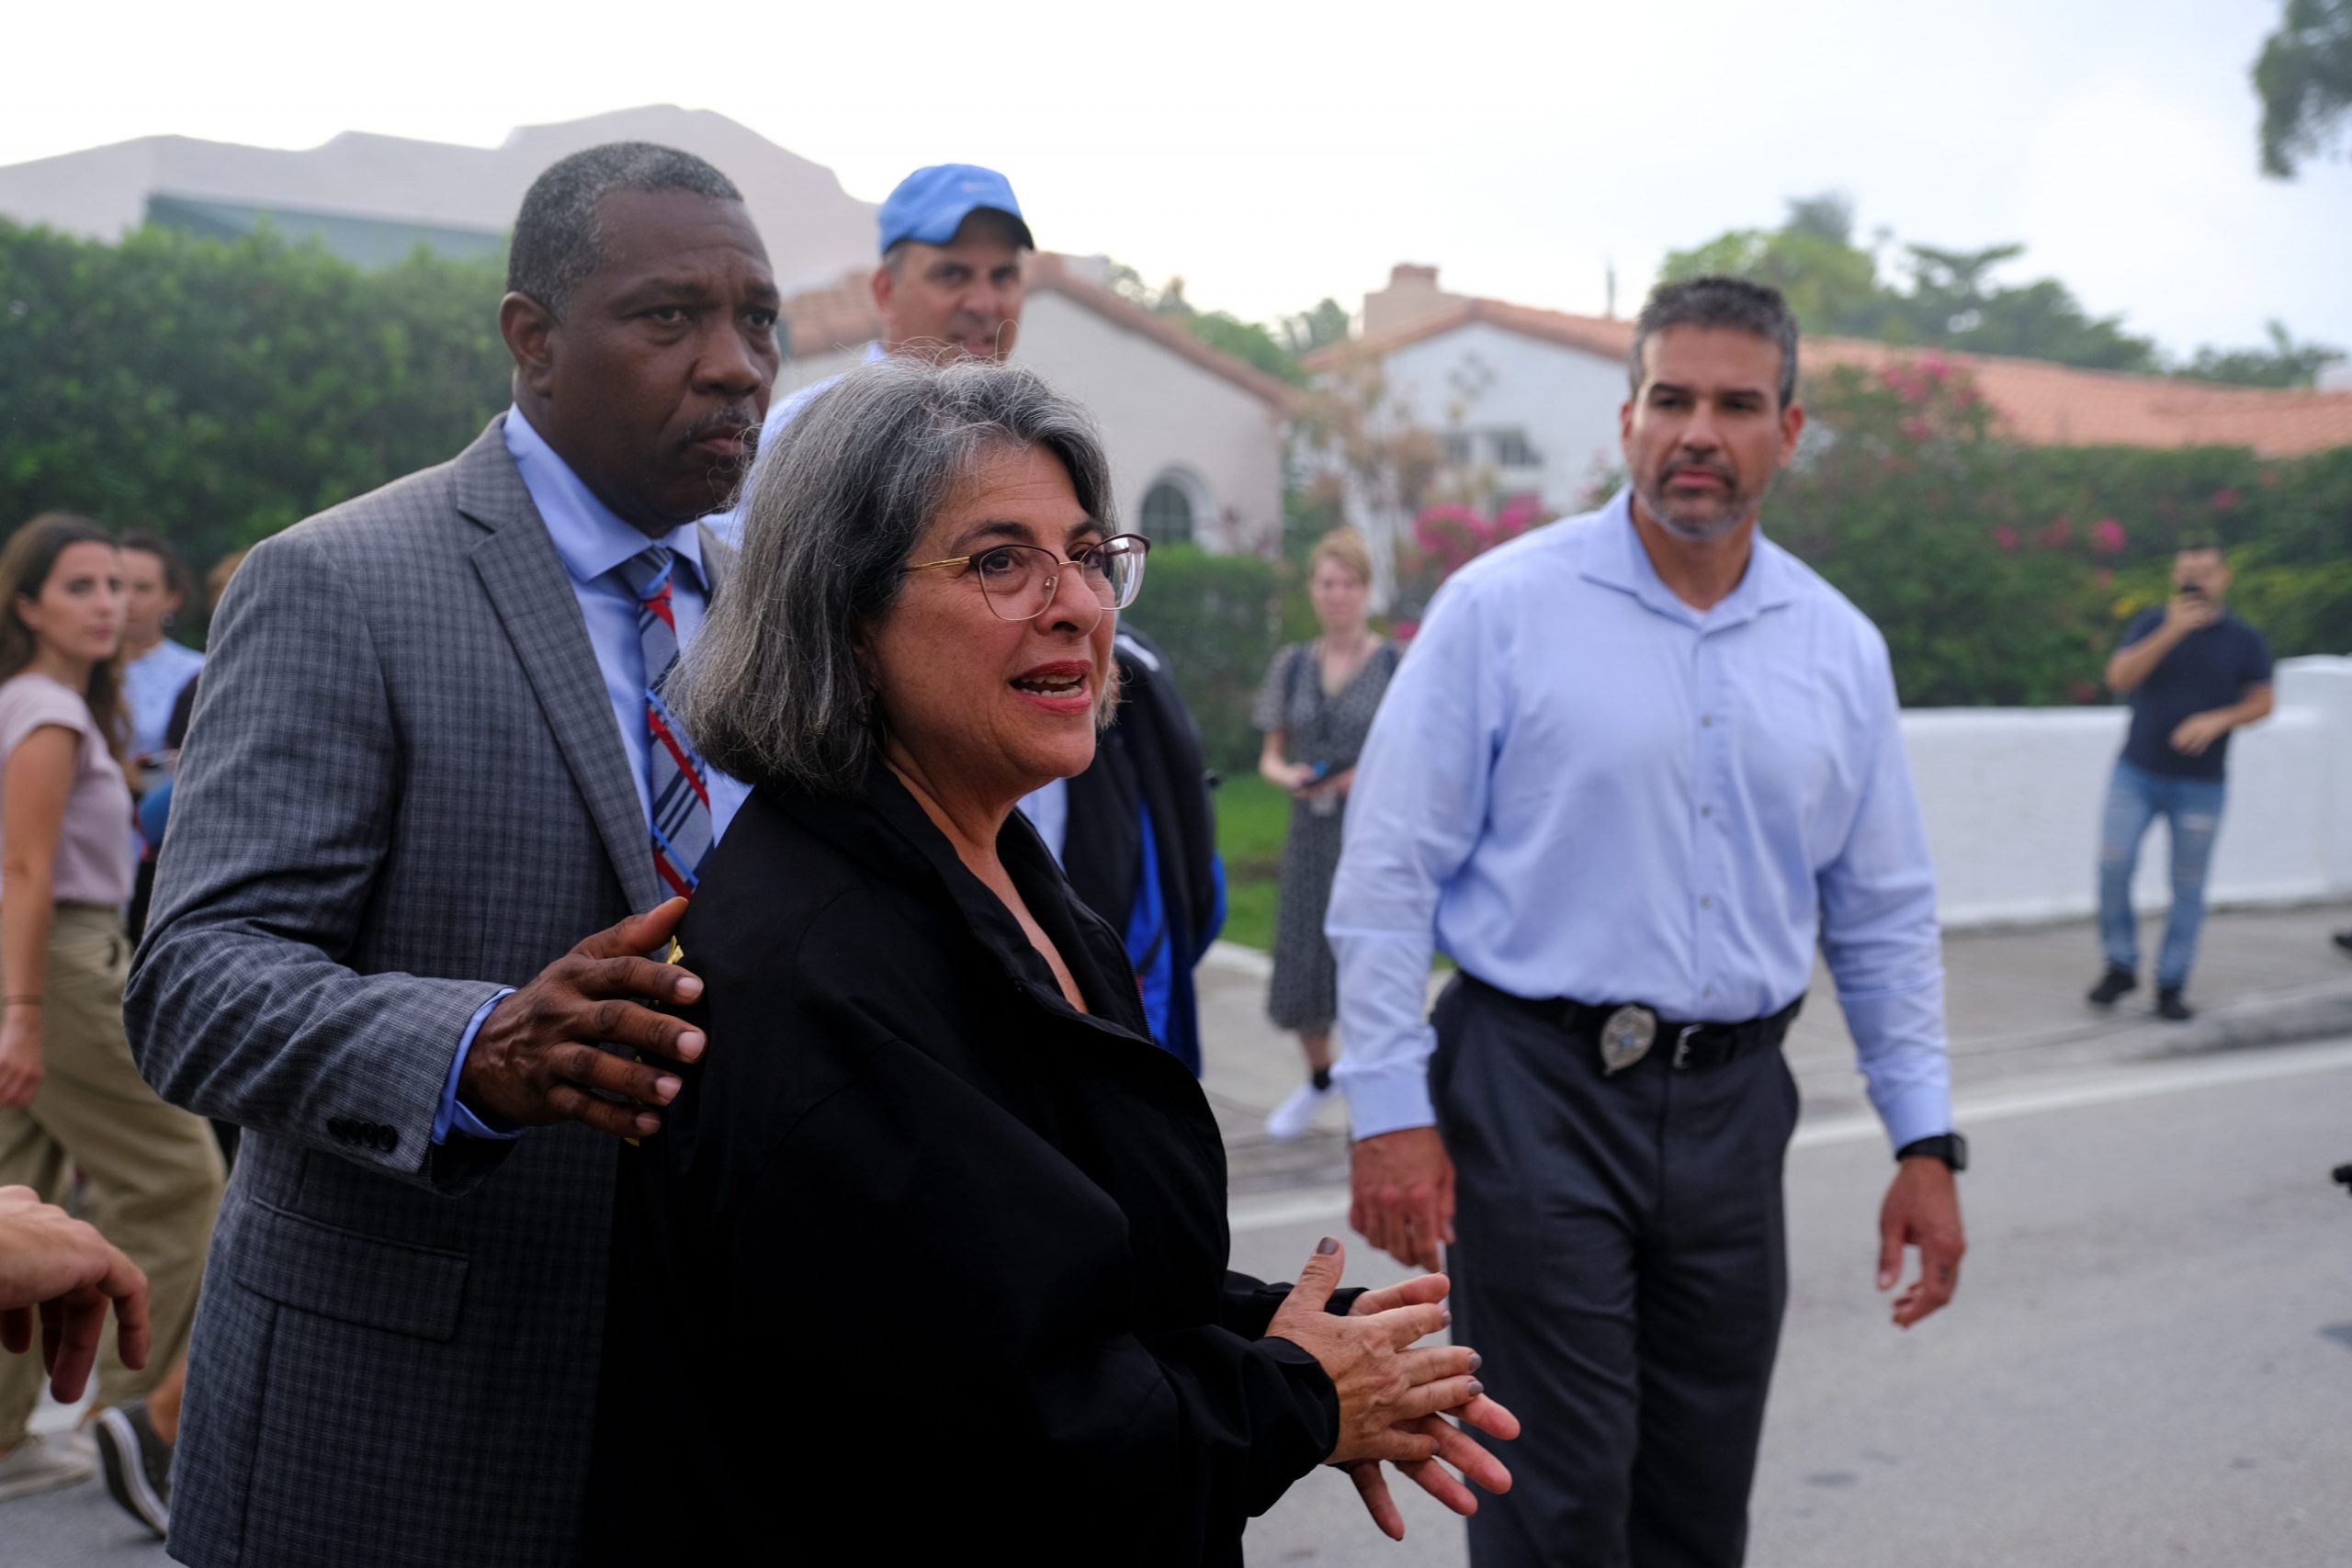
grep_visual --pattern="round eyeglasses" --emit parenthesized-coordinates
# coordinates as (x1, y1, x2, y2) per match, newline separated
(903, 534, 1151, 622)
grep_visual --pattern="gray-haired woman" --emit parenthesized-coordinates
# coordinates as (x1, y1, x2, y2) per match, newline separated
(585, 356, 1514, 1565)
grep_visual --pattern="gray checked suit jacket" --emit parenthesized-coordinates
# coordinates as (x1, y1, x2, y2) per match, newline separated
(128, 417, 730, 1567)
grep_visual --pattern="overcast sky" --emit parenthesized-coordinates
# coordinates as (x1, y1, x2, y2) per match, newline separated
(11, 0, 2348, 358)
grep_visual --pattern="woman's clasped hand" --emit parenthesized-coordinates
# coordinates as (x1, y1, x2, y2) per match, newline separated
(1265, 1235, 1520, 1540)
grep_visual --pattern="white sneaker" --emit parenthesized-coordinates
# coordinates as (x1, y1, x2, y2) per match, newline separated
(1265, 1080, 1339, 1142)
(0, 1432, 96, 1503)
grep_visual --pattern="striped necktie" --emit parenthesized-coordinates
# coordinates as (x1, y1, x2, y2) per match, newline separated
(617, 546, 713, 897)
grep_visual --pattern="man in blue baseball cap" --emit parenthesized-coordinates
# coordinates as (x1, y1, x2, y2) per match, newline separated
(871, 163, 1035, 362)
(710, 164, 1034, 532)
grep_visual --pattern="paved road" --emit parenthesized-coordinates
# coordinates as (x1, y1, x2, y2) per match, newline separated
(13, 1038, 2351, 1564)
(1230, 1037, 2352, 1566)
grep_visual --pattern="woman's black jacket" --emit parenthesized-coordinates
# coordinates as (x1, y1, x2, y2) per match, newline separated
(586, 765, 1339, 1565)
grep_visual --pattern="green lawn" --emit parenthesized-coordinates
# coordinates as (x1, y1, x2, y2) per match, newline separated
(1209, 773, 1450, 972)
(1214, 773, 1288, 952)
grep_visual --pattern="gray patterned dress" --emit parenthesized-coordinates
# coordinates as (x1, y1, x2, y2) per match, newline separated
(1253, 638, 1403, 1031)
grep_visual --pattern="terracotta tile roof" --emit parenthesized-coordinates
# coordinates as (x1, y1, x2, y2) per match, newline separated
(775, 254, 1294, 412)
(1309, 299, 2352, 457)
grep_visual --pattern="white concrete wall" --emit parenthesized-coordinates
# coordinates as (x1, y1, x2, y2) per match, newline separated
(1012, 290, 1285, 550)
(1908, 657, 2352, 928)
(1375, 320, 1627, 511)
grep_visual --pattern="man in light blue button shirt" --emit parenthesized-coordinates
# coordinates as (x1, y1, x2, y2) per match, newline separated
(1329, 277, 1966, 1567)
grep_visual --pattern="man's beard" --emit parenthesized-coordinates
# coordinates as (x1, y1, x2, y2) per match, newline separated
(1634, 460, 1757, 543)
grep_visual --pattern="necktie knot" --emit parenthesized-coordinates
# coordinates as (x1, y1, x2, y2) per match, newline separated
(619, 545, 676, 607)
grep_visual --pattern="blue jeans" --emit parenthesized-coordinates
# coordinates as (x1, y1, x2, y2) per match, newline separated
(2097, 760, 2227, 989)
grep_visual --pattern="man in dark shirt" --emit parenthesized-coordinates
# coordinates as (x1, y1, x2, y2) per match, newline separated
(2088, 544, 2274, 1020)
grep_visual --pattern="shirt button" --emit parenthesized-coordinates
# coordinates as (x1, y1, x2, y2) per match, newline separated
(1703, 985, 1715, 998)
(1701, 715, 1715, 728)
(1701, 895, 1714, 908)
(1701, 805, 1714, 818)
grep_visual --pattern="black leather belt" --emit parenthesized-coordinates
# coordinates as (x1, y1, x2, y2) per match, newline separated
(1464, 974, 1803, 1073)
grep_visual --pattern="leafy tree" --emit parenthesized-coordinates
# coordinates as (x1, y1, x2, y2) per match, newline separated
(1659, 196, 1892, 341)
(1900, 246, 2157, 370)
(2255, 0, 2352, 176)
(1280, 299, 1351, 358)
(1099, 264, 1312, 385)
(0, 220, 510, 587)
(2177, 320, 2346, 387)
(1661, 196, 2351, 377)
(1178, 310, 1308, 386)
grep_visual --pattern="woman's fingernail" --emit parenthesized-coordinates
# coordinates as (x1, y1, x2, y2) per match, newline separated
(1467, 1381, 1484, 1395)
(655, 1076, 681, 1103)
(1441, 1308, 1453, 1325)
(1468, 1351, 1482, 1371)
(1316, 1235, 1339, 1256)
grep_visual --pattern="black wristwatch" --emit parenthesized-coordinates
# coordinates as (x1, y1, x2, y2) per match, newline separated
(1895, 1133, 1968, 1172)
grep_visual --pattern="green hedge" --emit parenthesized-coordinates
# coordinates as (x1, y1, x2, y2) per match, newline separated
(1775, 362, 2352, 705)
(0, 219, 511, 604)
(1127, 545, 1279, 775)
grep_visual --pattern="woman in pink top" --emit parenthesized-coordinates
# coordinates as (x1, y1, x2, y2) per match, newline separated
(0, 514, 221, 1537)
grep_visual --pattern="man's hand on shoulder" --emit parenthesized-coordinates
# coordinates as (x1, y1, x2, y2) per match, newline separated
(1351, 1126, 1456, 1274)
(1877, 1157, 1964, 1329)
(459, 898, 706, 1141)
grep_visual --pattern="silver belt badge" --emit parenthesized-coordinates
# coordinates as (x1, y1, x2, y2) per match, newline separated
(1598, 1005, 1657, 1075)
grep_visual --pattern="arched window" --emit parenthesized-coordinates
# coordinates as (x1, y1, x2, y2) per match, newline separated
(1140, 479, 1196, 547)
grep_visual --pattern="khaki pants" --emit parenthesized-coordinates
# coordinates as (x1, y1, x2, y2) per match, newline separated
(0, 903, 223, 1445)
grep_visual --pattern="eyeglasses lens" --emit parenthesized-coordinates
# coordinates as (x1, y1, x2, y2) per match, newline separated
(977, 539, 1147, 620)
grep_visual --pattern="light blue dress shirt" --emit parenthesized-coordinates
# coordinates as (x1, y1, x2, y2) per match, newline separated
(124, 637, 205, 759)
(1016, 775, 1070, 863)
(430, 409, 750, 1144)
(1327, 491, 1951, 1150)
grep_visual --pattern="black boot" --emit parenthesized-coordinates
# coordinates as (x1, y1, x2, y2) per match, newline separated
(2086, 966, 2137, 1007)
(2156, 987, 2193, 1022)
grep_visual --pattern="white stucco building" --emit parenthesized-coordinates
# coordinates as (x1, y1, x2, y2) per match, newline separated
(778, 254, 1292, 551)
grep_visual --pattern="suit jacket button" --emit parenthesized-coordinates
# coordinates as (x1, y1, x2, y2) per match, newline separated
(376, 1126, 398, 1151)
(328, 1117, 348, 1139)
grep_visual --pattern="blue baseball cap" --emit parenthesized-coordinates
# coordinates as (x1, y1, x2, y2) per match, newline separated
(876, 164, 1035, 255)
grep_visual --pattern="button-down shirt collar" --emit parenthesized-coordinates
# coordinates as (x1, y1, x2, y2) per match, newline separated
(1577, 489, 1797, 633)
(503, 404, 707, 594)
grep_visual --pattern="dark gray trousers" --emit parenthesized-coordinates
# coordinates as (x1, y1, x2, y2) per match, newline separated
(1433, 976, 1801, 1568)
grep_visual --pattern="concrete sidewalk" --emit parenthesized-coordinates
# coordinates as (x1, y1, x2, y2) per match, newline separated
(1204, 901, 2352, 1195)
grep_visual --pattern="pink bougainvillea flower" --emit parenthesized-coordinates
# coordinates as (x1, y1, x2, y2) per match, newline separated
(2039, 516, 2074, 548)
(2090, 517, 2126, 554)
(2211, 487, 2241, 512)
(1992, 525, 2020, 552)
(1900, 417, 1931, 441)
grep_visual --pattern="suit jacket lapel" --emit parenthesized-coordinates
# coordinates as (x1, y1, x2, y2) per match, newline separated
(456, 418, 664, 912)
